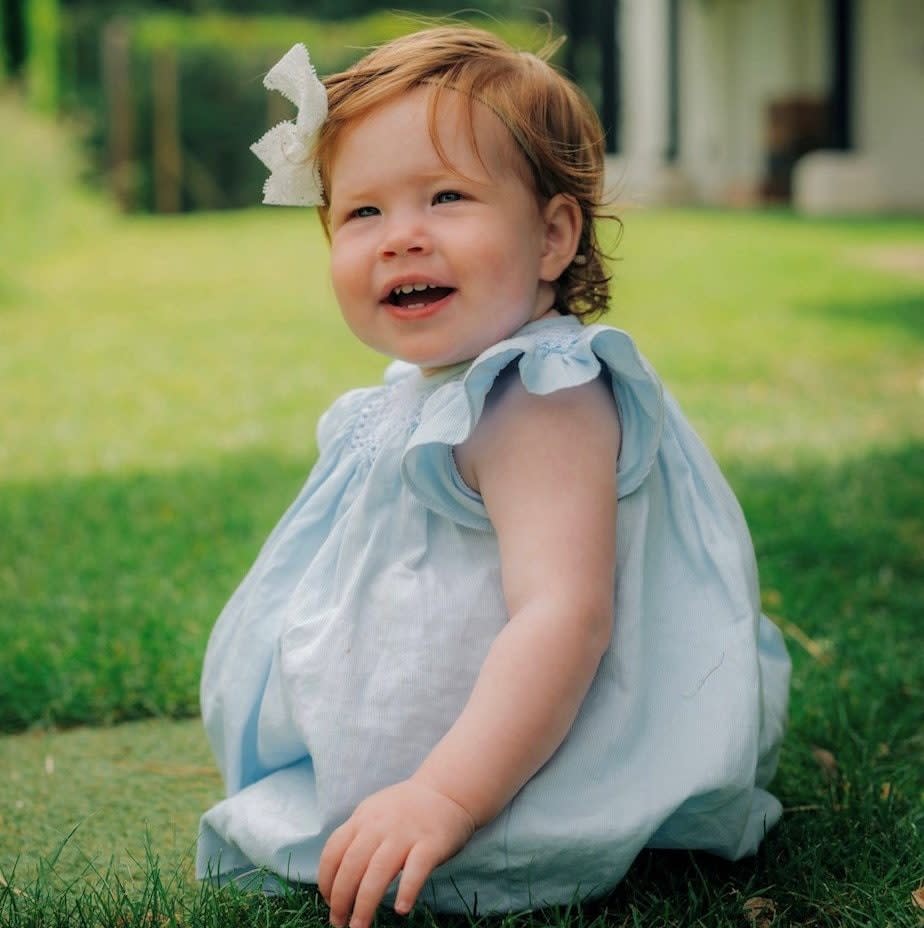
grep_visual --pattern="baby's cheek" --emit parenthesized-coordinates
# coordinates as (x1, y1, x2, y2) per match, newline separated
(329, 242, 364, 305)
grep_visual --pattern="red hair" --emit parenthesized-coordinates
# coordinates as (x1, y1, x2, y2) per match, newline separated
(314, 26, 616, 320)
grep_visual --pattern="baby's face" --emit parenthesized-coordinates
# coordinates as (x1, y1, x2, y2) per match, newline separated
(326, 86, 558, 373)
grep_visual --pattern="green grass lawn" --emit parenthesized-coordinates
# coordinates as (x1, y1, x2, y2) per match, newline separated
(1, 93, 923, 926)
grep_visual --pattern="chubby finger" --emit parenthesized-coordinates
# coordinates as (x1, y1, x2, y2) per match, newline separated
(328, 833, 382, 927)
(317, 823, 354, 905)
(394, 841, 438, 915)
(348, 840, 406, 928)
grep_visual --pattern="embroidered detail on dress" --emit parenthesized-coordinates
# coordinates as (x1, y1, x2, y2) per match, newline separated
(348, 381, 425, 463)
(532, 330, 583, 358)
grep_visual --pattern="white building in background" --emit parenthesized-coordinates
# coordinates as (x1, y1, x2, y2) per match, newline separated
(609, 0, 924, 213)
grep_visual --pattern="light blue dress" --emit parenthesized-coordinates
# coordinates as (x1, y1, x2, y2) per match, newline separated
(197, 315, 791, 912)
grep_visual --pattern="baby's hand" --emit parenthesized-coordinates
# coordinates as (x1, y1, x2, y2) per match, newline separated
(317, 779, 476, 928)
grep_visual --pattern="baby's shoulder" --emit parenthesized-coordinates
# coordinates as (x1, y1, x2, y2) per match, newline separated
(473, 360, 620, 449)
(401, 318, 666, 527)
(456, 363, 621, 494)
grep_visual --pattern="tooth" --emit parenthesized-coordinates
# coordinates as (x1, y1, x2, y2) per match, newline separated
(400, 284, 415, 294)
(413, 283, 427, 291)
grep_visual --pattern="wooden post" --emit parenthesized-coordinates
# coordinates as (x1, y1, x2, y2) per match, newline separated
(152, 45, 182, 213)
(102, 19, 134, 211)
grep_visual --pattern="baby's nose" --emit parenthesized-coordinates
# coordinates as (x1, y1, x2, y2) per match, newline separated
(378, 217, 432, 259)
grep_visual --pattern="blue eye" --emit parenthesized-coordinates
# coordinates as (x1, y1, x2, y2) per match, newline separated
(433, 190, 463, 204)
(351, 205, 379, 219)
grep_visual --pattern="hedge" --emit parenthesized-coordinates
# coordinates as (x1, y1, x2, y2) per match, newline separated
(64, 10, 556, 212)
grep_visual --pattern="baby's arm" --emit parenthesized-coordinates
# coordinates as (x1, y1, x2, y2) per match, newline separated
(318, 373, 620, 928)
(416, 372, 620, 820)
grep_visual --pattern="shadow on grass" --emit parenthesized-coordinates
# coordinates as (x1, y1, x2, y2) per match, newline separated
(1, 443, 921, 733)
(801, 291, 924, 340)
(728, 443, 922, 792)
(0, 451, 313, 731)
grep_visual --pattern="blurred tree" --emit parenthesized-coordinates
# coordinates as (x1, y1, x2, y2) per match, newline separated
(2, 0, 26, 75)
(0, 1, 6, 74)
(2, 1, 570, 85)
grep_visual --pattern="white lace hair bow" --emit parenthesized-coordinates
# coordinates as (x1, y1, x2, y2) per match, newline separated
(251, 44, 328, 206)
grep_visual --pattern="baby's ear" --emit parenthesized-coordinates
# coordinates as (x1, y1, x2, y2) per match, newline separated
(539, 194, 582, 282)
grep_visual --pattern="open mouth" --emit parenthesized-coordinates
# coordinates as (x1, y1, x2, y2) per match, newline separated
(386, 283, 455, 310)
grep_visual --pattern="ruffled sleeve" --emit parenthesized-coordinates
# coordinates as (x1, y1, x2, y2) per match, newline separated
(401, 318, 664, 530)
